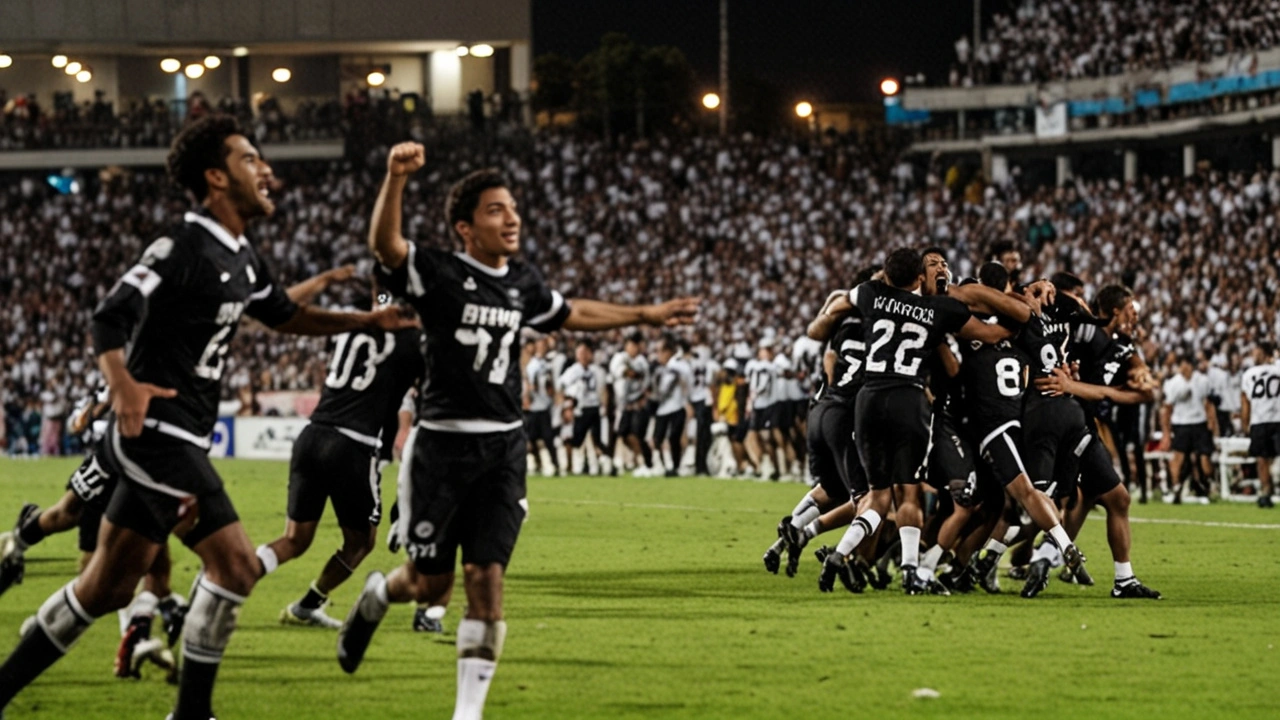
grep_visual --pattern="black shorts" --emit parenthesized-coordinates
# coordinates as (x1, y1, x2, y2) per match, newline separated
(806, 399, 864, 503)
(975, 421, 1029, 488)
(855, 386, 932, 490)
(524, 410, 555, 446)
(617, 408, 650, 438)
(749, 405, 775, 432)
(729, 422, 749, 443)
(66, 451, 116, 512)
(1249, 422, 1280, 459)
(1076, 437, 1122, 498)
(652, 410, 687, 447)
(1021, 396, 1092, 497)
(78, 503, 104, 554)
(288, 424, 383, 529)
(101, 420, 238, 549)
(397, 426, 528, 575)
(1171, 423, 1215, 455)
(929, 413, 975, 488)
(793, 399, 809, 424)
(570, 407, 604, 448)
(775, 401, 795, 431)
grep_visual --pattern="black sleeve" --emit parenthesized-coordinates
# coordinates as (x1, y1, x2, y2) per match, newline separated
(91, 235, 191, 353)
(522, 264, 572, 333)
(376, 242, 439, 300)
(244, 250, 300, 328)
(942, 297, 973, 335)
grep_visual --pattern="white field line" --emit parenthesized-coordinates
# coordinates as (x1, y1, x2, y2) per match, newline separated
(537, 498, 1280, 530)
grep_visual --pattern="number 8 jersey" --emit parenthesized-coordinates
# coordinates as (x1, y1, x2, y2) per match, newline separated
(849, 281, 971, 390)
(377, 244, 572, 431)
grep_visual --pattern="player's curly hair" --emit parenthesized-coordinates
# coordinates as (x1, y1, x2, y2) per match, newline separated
(446, 168, 509, 239)
(167, 114, 244, 201)
(884, 247, 922, 288)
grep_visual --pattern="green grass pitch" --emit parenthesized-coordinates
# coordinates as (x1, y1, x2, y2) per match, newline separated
(1, 456, 1278, 719)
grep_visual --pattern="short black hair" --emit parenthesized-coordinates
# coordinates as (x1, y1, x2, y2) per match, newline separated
(1050, 271, 1085, 293)
(920, 246, 949, 264)
(1093, 284, 1133, 319)
(625, 331, 644, 346)
(853, 264, 882, 286)
(576, 338, 596, 352)
(658, 335, 680, 354)
(445, 168, 509, 240)
(988, 240, 1018, 260)
(977, 261, 1009, 291)
(1260, 340, 1276, 358)
(884, 247, 922, 288)
(167, 114, 245, 201)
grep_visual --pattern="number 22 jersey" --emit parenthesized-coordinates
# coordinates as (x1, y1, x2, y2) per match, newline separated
(377, 244, 572, 431)
(849, 281, 971, 391)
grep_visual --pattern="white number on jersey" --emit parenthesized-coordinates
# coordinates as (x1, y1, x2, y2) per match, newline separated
(325, 333, 396, 391)
(995, 357, 1022, 397)
(456, 327, 518, 385)
(836, 339, 865, 387)
(865, 319, 929, 376)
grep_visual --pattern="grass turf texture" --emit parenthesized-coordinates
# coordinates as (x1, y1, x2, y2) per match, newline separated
(1, 457, 1278, 719)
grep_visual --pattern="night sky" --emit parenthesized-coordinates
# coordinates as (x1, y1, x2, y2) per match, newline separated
(532, 0, 981, 104)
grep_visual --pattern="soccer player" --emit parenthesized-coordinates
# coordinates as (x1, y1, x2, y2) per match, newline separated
(560, 340, 609, 475)
(688, 338, 720, 476)
(652, 336, 693, 477)
(337, 142, 698, 720)
(744, 340, 781, 479)
(1159, 355, 1219, 502)
(610, 333, 656, 476)
(0, 115, 415, 720)
(523, 337, 561, 476)
(1241, 342, 1280, 508)
(257, 278, 426, 628)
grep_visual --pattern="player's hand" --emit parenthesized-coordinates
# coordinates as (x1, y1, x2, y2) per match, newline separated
(1024, 279, 1056, 307)
(387, 142, 425, 177)
(366, 305, 421, 331)
(112, 377, 177, 438)
(324, 264, 357, 285)
(641, 297, 701, 327)
(1033, 366, 1072, 397)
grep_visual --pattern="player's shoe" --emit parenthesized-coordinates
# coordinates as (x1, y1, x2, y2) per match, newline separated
(0, 535, 24, 598)
(971, 550, 1001, 594)
(813, 545, 832, 564)
(412, 607, 444, 633)
(1060, 542, 1084, 572)
(1258, 495, 1275, 509)
(1111, 577, 1162, 600)
(1059, 562, 1095, 586)
(901, 566, 929, 596)
(939, 564, 975, 594)
(1020, 559, 1051, 599)
(762, 546, 781, 574)
(156, 595, 187, 647)
(1007, 564, 1029, 580)
(817, 552, 863, 593)
(115, 615, 153, 678)
(337, 572, 389, 674)
(854, 556, 889, 591)
(386, 502, 402, 553)
(281, 602, 343, 629)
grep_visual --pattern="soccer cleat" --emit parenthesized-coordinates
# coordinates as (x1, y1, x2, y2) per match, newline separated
(1061, 543, 1084, 572)
(901, 566, 928, 596)
(1007, 564, 1029, 580)
(762, 547, 781, 574)
(1111, 578, 1162, 600)
(783, 544, 801, 578)
(156, 596, 187, 647)
(939, 564, 975, 594)
(971, 550, 1001, 594)
(1060, 562, 1095, 586)
(855, 556, 890, 591)
(386, 502, 402, 553)
(1258, 495, 1275, 509)
(0, 536, 24, 598)
(818, 552, 862, 593)
(813, 545, 833, 565)
(1020, 559, 1051, 599)
(412, 607, 443, 633)
(281, 602, 343, 630)
(337, 572, 389, 674)
(116, 616, 152, 679)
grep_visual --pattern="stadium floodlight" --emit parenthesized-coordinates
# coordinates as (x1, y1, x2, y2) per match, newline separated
(272, 67, 292, 83)
(0, 54, 11, 69)
(880, 77, 900, 96)
(204, 55, 222, 69)
(75, 69, 91, 83)
(455, 46, 470, 57)
(51, 55, 68, 68)
(702, 92, 721, 110)
(64, 61, 82, 75)
(795, 101, 813, 119)
(161, 58, 181, 73)
(367, 71, 386, 87)
(185, 63, 204, 79)
(470, 44, 495, 58)
(232, 46, 249, 57)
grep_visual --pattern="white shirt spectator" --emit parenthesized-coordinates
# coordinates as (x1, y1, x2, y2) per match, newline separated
(1163, 372, 1211, 425)
(745, 358, 777, 410)
(560, 362, 606, 414)
(1242, 361, 1280, 425)
(656, 356, 693, 416)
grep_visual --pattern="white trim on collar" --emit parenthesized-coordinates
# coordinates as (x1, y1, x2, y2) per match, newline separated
(454, 251, 510, 277)
(184, 212, 249, 253)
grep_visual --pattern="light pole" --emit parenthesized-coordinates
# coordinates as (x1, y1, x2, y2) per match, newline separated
(719, 0, 729, 136)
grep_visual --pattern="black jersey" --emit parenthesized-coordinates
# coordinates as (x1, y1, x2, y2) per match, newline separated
(91, 210, 298, 439)
(849, 281, 971, 391)
(1015, 299, 1084, 381)
(822, 316, 865, 402)
(309, 326, 425, 442)
(960, 335, 1031, 436)
(1073, 325, 1136, 388)
(377, 244, 572, 430)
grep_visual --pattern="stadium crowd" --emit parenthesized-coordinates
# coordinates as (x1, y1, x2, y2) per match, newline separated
(952, 0, 1280, 86)
(3, 128, 1279, 455)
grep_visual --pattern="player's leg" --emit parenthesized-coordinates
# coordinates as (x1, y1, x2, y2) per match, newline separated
(540, 413, 562, 475)
(587, 409, 607, 476)
(569, 413, 590, 474)
(384, 561, 456, 632)
(694, 401, 713, 475)
(1259, 455, 1275, 507)
(666, 411, 686, 477)
(652, 413, 672, 474)
(820, 391, 892, 592)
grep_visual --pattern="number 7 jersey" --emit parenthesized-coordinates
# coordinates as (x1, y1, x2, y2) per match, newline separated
(376, 244, 572, 431)
(849, 281, 971, 390)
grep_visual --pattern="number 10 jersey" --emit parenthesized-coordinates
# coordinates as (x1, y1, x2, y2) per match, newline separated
(377, 244, 572, 432)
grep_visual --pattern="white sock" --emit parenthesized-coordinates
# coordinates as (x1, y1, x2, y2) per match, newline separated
(256, 544, 279, 576)
(918, 545, 944, 581)
(1114, 561, 1133, 582)
(983, 539, 1008, 556)
(1002, 525, 1022, 544)
(453, 658, 498, 720)
(834, 510, 881, 556)
(426, 605, 447, 621)
(899, 526, 921, 568)
(372, 574, 389, 606)
(1047, 524, 1072, 552)
(802, 519, 822, 540)
(791, 505, 821, 529)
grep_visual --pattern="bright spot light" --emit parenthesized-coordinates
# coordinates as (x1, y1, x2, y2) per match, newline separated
(160, 58, 181, 73)
(184, 64, 204, 79)
(795, 101, 813, 119)
(0, 54, 12, 69)
(455, 46, 470, 57)
(232, 46, 249, 57)
(272, 67, 291, 83)
(51, 55, 67, 68)
(204, 55, 221, 69)
(880, 78, 900, 96)
(75, 70, 91, 83)
(470, 44, 494, 58)
(367, 71, 386, 87)
(702, 92, 721, 110)
(64, 61, 82, 75)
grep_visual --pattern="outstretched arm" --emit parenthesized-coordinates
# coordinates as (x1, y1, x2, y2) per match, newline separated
(949, 283, 1033, 323)
(368, 142, 425, 269)
(273, 304, 418, 336)
(807, 290, 854, 341)
(1034, 366, 1154, 404)
(286, 265, 356, 305)
(561, 297, 699, 332)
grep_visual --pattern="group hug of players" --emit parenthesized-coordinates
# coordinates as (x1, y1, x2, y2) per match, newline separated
(761, 246, 1170, 600)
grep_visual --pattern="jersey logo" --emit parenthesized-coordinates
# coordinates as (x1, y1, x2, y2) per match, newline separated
(463, 276, 478, 291)
(245, 264, 257, 285)
(220, 272, 231, 283)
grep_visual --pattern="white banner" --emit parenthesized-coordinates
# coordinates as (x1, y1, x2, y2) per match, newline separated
(1035, 102, 1068, 137)
(234, 417, 310, 460)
